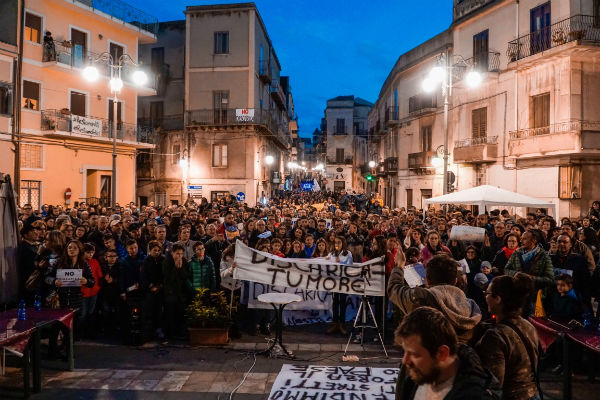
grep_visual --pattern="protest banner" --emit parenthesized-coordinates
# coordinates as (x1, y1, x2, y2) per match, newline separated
(449, 225, 486, 242)
(233, 241, 385, 296)
(247, 282, 333, 310)
(56, 269, 82, 287)
(268, 364, 398, 400)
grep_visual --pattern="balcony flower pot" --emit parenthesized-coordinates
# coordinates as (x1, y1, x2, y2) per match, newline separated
(185, 289, 232, 346)
(568, 30, 586, 41)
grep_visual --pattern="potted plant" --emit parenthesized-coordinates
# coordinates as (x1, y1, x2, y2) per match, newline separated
(186, 288, 232, 345)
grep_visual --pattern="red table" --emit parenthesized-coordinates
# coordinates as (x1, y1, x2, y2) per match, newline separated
(1, 308, 75, 397)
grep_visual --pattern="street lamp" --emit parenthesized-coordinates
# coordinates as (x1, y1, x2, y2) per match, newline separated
(82, 53, 148, 207)
(422, 51, 482, 194)
(368, 160, 376, 168)
(265, 155, 274, 165)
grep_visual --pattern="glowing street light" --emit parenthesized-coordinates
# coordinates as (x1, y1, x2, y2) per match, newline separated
(368, 160, 376, 168)
(82, 65, 99, 82)
(465, 70, 483, 88)
(265, 155, 274, 165)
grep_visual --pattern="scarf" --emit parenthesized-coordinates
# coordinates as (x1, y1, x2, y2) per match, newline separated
(502, 246, 516, 260)
(521, 246, 541, 266)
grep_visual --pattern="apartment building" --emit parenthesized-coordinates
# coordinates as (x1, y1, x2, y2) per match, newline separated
(138, 3, 294, 206)
(370, 0, 600, 217)
(324, 95, 372, 193)
(0, 1, 19, 178)
(12, 0, 157, 208)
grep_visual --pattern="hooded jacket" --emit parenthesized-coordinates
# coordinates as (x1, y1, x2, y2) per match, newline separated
(387, 266, 482, 344)
(396, 344, 502, 400)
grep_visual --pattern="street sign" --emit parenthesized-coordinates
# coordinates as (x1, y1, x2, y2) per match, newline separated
(236, 192, 246, 201)
(187, 185, 203, 198)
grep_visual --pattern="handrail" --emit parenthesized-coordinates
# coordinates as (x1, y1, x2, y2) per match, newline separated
(509, 120, 600, 139)
(454, 135, 498, 148)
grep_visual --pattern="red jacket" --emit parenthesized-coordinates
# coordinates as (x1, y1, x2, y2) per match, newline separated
(82, 258, 103, 298)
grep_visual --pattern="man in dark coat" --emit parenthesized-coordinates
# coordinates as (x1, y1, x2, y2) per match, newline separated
(394, 307, 501, 400)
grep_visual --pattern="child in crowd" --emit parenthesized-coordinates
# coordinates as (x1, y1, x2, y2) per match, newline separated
(189, 241, 216, 290)
(141, 240, 165, 340)
(550, 274, 582, 321)
(270, 238, 285, 257)
(99, 249, 121, 335)
(81, 243, 103, 338)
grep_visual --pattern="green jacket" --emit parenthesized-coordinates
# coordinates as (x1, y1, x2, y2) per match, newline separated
(189, 255, 216, 290)
(504, 246, 554, 294)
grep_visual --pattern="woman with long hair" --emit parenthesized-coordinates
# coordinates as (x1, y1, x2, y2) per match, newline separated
(419, 230, 452, 265)
(326, 236, 352, 335)
(475, 273, 540, 400)
(312, 238, 329, 258)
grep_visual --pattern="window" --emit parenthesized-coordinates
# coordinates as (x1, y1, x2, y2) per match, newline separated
(406, 189, 413, 208)
(409, 93, 436, 113)
(420, 189, 432, 209)
(214, 32, 229, 54)
(0, 83, 11, 115)
(421, 125, 432, 152)
(473, 30, 489, 71)
(595, 0, 600, 27)
(21, 144, 43, 169)
(212, 144, 227, 167)
(531, 93, 550, 129)
(475, 164, 487, 186)
(149, 101, 164, 127)
(172, 144, 180, 165)
(336, 148, 344, 163)
(151, 47, 164, 74)
(559, 165, 582, 199)
(213, 91, 229, 123)
(70, 28, 87, 68)
(25, 13, 41, 43)
(22, 80, 40, 110)
(70, 91, 86, 116)
(20, 180, 41, 210)
(472, 107, 487, 140)
(109, 43, 124, 64)
(336, 118, 346, 134)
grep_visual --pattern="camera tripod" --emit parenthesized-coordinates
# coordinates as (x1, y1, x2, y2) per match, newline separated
(343, 295, 388, 358)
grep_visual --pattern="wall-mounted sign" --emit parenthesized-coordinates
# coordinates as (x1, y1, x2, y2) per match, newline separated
(235, 108, 255, 122)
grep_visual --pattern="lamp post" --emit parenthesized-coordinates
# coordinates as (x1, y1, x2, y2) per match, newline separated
(82, 53, 147, 207)
(423, 51, 482, 194)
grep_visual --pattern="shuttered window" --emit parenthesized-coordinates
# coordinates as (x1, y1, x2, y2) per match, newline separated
(22, 80, 40, 110)
(212, 144, 227, 167)
(421, 126, 432, 152)
(472, 107, 487, 139)
(172, 144, 180, 165)
(532, 93, 550, 128)
(25, 13, 41, 43)
(559, 166, 582, 199)
(214, 32, 229, 54)
(473, 30, 489, 70)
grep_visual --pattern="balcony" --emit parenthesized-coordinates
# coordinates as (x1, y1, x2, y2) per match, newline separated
(185, 108, 290, 149)
(508, 120, 600, 156)
(507, 15, 600, 63)
(385, 106, 399, 127)
(138, 115, 184, 131)
(408, 151, 437, 170)
(41, 109, 154, 146)
(258, 62, 271, 84)
(42, 42, 156, 94)
(270, 80, 287, 110)
(453, 136, 498, 163)
(72, 0, 158, 36)
(453, 51, 500, 81)
(326, 156, 353, 165)
(384, 157, 398, 174)
(333, 126, 347, 135)
(409, 94, 437, 116)
(453, 0, 495, 21)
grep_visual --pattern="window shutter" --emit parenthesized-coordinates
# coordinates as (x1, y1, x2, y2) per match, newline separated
(472, 109, 480, 138)
(213, 145, 220, 167)
(222, 145, 227, 166)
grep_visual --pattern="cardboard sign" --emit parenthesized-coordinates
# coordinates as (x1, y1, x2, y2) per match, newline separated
(268, 364, 398, 400)
(56, 269, 82, 287)
(449, 225, 486, 242)
(233, 241, 386, 296)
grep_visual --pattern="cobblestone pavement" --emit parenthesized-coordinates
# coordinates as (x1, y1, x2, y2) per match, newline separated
(1, 323, 598, 399)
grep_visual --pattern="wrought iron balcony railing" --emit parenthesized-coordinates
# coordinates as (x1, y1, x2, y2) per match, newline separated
(74, 0, 158, 35)
(185, 108, 291, 148)
(41, 109, 154, 144)
(507, 15, 600, 62)
(138, 115, 184, 131)
(454, 135, 498, 148)
(326, 156, 353, 165)
(509, 120, 600, 139)
(453, 51, 500, 81)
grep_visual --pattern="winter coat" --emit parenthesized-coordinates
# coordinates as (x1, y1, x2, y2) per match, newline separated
(141, 254, 165, 292)
(119, 254, 145, 296)
(550, 251, 590, 302)
(396, 344, 501, 400)
(505, 246, 554, 296)
(44, 259, 95, 309)
(550, 289, 582, 321)
(387, 266, 482, 344)
(189, 255, 216, 290)
(162, 255, 193, 304)
(475, 316, 539, 400)
(81, 258, 103, 298)
(419, 244, 452, 266)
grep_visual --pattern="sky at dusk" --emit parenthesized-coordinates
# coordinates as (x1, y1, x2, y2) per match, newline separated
(128, 0, 453, 137)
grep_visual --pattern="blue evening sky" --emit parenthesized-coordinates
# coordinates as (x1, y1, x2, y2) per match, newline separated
(128, 0, 453, 138)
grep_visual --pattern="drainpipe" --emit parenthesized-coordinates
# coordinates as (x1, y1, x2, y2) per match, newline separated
(13, 0, 25, 203)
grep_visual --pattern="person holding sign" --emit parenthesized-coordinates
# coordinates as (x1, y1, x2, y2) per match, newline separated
(325, 236, 353, 335)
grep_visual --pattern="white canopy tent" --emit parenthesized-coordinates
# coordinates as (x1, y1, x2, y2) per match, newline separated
(423, 185, 557, 218)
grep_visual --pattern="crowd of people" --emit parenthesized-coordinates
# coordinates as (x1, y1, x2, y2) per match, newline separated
(14, 190, 600, 400)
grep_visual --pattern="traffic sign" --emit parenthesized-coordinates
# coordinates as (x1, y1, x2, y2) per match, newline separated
(236, 192, 246, 201)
